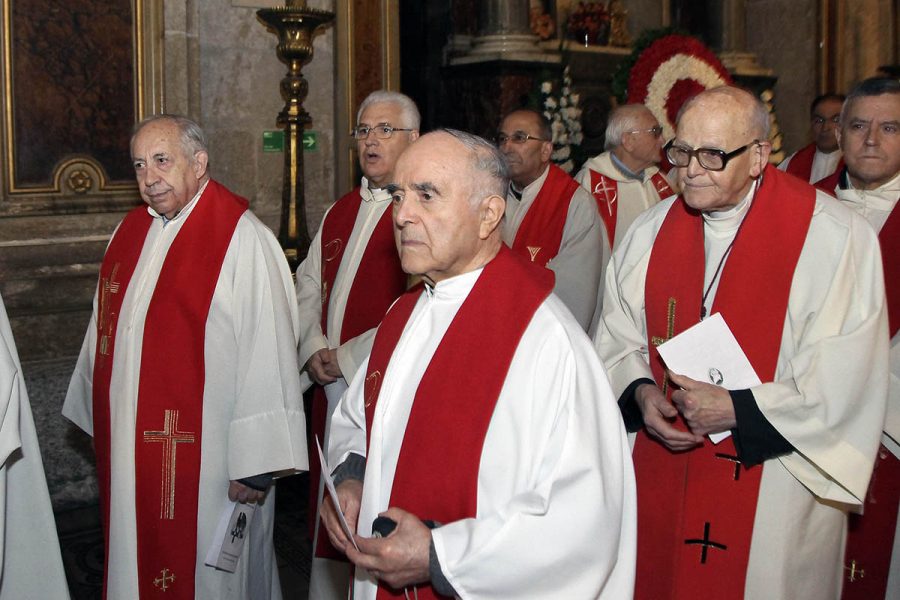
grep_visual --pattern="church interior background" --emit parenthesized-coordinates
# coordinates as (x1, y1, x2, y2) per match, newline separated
(0, 0, 896, 597)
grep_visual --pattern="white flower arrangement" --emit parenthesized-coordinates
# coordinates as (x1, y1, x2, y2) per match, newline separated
(540, 66, 583, 174)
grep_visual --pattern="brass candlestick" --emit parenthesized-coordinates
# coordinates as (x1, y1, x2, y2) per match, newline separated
(257, 0, 334, 268)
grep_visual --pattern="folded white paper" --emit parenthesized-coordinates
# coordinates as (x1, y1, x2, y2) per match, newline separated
(204, 500, 257, 572)
(316, 435, 360, 551)
(657, 312, 761, 444)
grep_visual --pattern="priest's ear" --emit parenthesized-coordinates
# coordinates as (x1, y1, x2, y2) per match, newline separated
(750, 140, 771, 178)
(478, 193, 505, 240)
(191, 150, 210, 180)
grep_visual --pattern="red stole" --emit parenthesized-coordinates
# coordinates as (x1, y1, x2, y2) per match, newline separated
(635, 165, 814, 600)
(312, 188, 407, 559)
(362, 246, 553, 599)
(842, 197, 900, 600)
(787, 143, 844, 183)
(92, 180, 247, 600)
(589, 168, 672, 248)
(785, 143, 817, 181)
(510, 164, 580, 266)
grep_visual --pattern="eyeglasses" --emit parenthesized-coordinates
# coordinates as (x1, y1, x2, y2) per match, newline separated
(664, 139, 760, 171)
(495, 131, 549, 145)
(627, 125, 664, 137)
(351, 124, 414, 140)
(811, 115, 840, 126)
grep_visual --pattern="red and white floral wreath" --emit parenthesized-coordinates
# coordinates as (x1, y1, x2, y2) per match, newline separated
(627, 34, 733, 141)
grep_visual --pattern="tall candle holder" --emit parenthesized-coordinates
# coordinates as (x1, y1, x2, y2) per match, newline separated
(257, 0, 334, 267)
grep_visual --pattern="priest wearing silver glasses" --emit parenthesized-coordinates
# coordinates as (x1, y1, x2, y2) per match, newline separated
(593, 85, 889, 599)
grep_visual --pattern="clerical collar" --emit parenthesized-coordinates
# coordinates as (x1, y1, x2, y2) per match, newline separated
(150, 179, 210, 226)
(842, 169, 900, 201)
(610, 152, 644, 181)
(703, 179, 758, 230)
(424, 266, 484, 300)
(509, 164, 550, 200)
(361, 177, 392, 203)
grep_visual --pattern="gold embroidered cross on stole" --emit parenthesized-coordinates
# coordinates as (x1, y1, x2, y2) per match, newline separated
(98, 263, 121, 357)
(153, 568, 176, 591)
(143, 409, 196, 520)
(651, 297, 676, 395)
(526, 246, 541, 262)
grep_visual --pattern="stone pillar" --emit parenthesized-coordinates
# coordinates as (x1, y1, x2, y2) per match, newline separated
(453, 0, 548, 63)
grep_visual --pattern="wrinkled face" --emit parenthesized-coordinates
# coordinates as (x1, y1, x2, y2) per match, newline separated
(390, 134, 494, 284)
(625, 110, 664, 169)
(131, 120, 207, 219)
(837, 94, 900, 190)
(673, 96, 765, 212)
(497, 111, 552, 188)
(811, 98, 843, 153)
(356, 102, 418, 188)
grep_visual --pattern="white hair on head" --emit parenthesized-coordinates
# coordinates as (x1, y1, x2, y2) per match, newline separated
(357, 91, 421, 130)
(604, 104, 653, 150)
(441, 128, 509, 201)
(131, 114, 208, 160)
(677, 86, 771, 141)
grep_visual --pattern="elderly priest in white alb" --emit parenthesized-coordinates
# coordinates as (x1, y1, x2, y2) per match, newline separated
(816, 77, 900, 600)
(595, 86, 888, 600)
(321, 129, 636, 599)
(0, 293, 70, 599)
(64, 115, 308, 600)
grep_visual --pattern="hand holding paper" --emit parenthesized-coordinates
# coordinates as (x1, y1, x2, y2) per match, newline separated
(669, 371, 738, 437)
(656, 313, 761, 444)
(315, 436, 360, 552)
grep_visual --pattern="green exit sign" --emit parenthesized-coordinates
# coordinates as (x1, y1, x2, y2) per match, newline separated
(262, 130, 318, 152)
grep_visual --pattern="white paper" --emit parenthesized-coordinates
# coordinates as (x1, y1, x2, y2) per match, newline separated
(204, 500, 257, 572)
(316, 435, 360, 551)
(657, 312, 761, 444)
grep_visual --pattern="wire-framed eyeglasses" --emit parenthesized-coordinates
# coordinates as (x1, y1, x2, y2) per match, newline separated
(495, 131, 549, 145)
(627, 125, 664, 137)
(351, 124, 414, 140)
(664, 139, 760, 171)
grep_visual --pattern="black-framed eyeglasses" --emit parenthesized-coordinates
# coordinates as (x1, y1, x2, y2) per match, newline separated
(627, 125, 664, 137)
(664, 139, 760, 171)
(351, 124, 414, 140)
(495, 131, 549, 145)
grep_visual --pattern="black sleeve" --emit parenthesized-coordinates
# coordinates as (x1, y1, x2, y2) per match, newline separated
(237, 473, 274, 491)
(731, 389, 794, 466)
(618, 378, 657, 432)
(429, 537, 458, 597)
(332, 452, 367, 487)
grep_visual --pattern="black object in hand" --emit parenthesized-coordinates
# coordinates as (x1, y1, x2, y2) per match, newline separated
(372, 516, 397, 538)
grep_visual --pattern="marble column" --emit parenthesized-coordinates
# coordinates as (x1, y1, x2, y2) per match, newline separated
(452, 0, 552, 64)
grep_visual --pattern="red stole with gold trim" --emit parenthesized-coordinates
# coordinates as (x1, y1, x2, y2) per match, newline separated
(510, 164, 580, 266)
(589, 169, 672, 248)
(842, 197, 900, 600)
(361, 246, 553, 599)
(312, 187, 406, 559)
(92, 180, 247, 599)
(635, 165, 814, 600)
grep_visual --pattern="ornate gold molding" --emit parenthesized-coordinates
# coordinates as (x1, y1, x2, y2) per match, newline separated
(0, 0, 164, 215)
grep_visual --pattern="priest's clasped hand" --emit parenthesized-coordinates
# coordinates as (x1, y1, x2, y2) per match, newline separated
(307, 347, 342, 385)
(635, 382, 704, 451)
(668, 371, 737, 436)
(346, 507, 431, 590)
(228, 481, 266, 504)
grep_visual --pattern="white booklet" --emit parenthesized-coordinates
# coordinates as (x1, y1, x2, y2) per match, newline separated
(204, 500, 257, 572)
(656, 312, 761, 444)
(315, 435, 360, 551)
